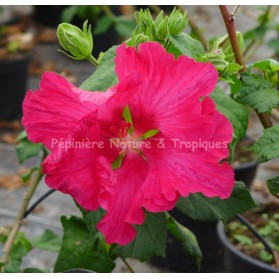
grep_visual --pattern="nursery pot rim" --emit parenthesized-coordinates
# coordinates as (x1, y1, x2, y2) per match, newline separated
(233, 160, 258, 171)
(217, 221, 278, 272)
(233, 136, 258, 170)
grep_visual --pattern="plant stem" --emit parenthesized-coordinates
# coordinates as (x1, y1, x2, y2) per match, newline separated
(87, 54, 99, 67)
(219, 6, 246, 72)
(219, 5, 272, 129)
(0, 167, 43, 272)
(122, 258, 135, 273)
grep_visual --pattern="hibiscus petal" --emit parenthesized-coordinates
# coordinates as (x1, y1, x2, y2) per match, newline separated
(97, 152, 148, 245)
(142, 145, 234, 212)
(114, 43, 219, 141)
(43, 111, 117, 211)
(115, 42, 218, 102)
(22, 72, 115, 150)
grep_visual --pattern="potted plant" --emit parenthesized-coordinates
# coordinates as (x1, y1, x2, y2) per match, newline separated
(0, 21, 33, 120)
(217, 202, 279, 272)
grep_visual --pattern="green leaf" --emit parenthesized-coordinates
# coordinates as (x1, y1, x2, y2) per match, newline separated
(267, 176, 279, 196)
(16, 130, 27, 141)
(78, 207, 106, 238)
(61, 6, 78, 23)
(141, 129, 159, 139)
(233, 234, 253, 245)
(29, 229, 62, 252)
(259, 250, 273, 262)
(1, 232, 32, 273)
(54, 216, 115, 273)
(230, 74, 242, 95)
(220, 32, 244, 63)
(258, 224, 273, 236)
(176, 182, 257, 223)
(80, 45, 118, 91)
(21, 167, 39, 183)
(211, 87, 250, 162)
(113, 212, 167, 261)
(93, 16, 113, 35)
(16, 138, 42, 164)
(169, 33, 205, 59)
(211, 87, 250, 141)
(251, 126, 279, 162)
(166, 214, 202, 270)
(234, 72, 279, 113)
(249, 59, 279, 72)
(0, 262, 4, 270)
(227, 63, 243, 72)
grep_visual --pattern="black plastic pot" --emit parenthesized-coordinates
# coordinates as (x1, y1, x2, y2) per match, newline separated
(33, 6, 67, 27)
(217, 221, 278, 273)
(0, 54, 31, 120)
(233, 136, 258, 188)
(151, 209, 224, 272)
(234, 161, 258, 188)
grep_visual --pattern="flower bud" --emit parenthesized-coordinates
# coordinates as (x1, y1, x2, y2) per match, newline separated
(154, 10, 164, 27)
(57, 20, 93, 60)
(202, 50, 229, 72)
(128, 32, 150, 47)
(135, 9, 153, 33)
(168, 8, 188, 36)
(134, 33, 150, 46)
(155, 16, 169, 40)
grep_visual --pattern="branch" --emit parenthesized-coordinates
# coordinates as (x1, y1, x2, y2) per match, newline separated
(219, 5, 246, 72)
(219, 5, 272, 129)
(0, 163, 44, 271)
(122, 259, 135, 273)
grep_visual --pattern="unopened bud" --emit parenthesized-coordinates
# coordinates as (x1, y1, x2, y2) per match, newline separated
(155, 16, 169, 40)
(154, 10, 164, 27)
(57, 20, 93, 60)
(135, 9, 153, 33)
(168, 8, 188, 36)
(134, 33, 149, 46)
(202, 50, 229, 72)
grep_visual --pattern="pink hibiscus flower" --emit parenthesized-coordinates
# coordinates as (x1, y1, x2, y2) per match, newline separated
(22, 42, 234, 245)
